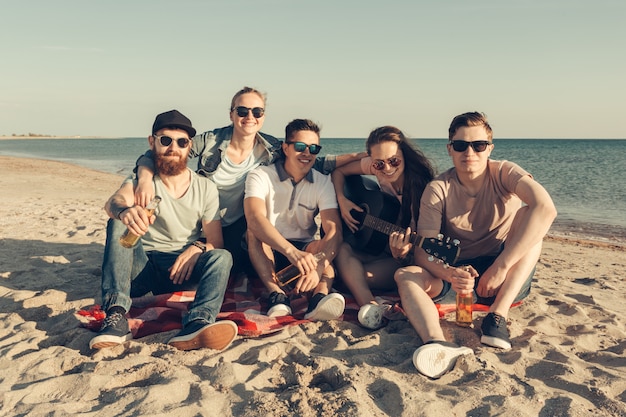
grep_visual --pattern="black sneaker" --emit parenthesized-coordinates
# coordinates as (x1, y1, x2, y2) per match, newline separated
(480, 312, 511, 349)
(267, 291, 292, 317)
(89, 310, 132, 349)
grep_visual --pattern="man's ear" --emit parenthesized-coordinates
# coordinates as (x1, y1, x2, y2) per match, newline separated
(148, 135, 155, 147)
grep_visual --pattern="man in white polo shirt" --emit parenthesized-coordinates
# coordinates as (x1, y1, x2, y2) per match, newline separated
(244, 119, 345, 320)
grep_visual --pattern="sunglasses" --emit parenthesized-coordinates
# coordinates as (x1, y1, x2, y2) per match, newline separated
(372, 156, 402, 171)
(286, 141, 322, 155)
(450, 140, 491, 152)
(155, 135, 190, 148)
(234, 106, 265, 118)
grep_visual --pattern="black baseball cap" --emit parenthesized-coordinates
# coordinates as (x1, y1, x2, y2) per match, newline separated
(152, 109, 196, 138)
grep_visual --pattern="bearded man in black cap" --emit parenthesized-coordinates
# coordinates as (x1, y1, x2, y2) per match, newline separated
(90, 109, 237, 352)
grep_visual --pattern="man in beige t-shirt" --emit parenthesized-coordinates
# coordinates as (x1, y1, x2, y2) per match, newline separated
(396, 112, 557, 379)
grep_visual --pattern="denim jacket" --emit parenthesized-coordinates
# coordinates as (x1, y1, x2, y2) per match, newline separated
(136, 125, 337, 176)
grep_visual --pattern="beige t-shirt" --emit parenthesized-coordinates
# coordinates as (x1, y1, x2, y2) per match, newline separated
(418, 160, 530, 260)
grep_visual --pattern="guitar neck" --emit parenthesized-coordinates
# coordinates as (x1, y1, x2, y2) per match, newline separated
(362, 214, 422, 246)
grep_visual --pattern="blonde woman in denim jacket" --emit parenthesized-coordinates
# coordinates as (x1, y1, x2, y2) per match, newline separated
(133, 87, 363, 274)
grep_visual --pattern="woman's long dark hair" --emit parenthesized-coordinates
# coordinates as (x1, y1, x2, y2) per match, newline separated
(366, 126, 436, 227)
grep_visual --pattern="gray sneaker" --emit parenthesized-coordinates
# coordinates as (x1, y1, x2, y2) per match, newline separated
(89, 311, 132, 349)
(480, 312, 512, 350)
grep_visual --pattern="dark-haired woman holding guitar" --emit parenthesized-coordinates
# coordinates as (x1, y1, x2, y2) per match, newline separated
(331, 126, 436, 329)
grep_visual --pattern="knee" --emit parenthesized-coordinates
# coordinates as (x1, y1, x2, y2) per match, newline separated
(207, 248, 234, 270)
(106, 218, 127, 239)
(394, 266, 424, 287)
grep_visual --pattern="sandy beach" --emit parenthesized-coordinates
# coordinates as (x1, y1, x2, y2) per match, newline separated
(1, 155, 625, 417)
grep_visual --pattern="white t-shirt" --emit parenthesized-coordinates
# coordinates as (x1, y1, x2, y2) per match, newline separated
(244, 162, 338, 241)
(211, 141, 268, 227)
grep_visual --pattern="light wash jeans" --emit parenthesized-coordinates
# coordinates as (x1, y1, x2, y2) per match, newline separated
(101, 219, 233, 326)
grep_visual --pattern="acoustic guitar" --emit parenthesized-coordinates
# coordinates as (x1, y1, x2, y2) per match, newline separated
(342, 175, 460, 265)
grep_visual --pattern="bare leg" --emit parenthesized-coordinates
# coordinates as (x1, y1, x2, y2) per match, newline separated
(335, 242, 398, 306)
(395, 266, 446, 343)
(246, 231, 283, 294)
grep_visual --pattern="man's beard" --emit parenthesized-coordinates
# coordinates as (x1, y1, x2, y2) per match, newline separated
(154, 150, 188, 176)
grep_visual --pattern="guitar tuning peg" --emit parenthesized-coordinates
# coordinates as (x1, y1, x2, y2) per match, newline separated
(437, 233, 444, 241)
(453, 239, 460, 246)
(428, 255, 434, 262)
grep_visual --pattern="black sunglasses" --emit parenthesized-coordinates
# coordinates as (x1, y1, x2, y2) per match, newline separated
(372, 156, 402, 171)
(286, 141, 322, 155)
(234, 106, 265, 118)
(450, 140, 491, 152)
(155, 135, 190, 148)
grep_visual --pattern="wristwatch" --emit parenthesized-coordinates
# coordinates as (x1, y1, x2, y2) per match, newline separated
(192, 241, 206, 252)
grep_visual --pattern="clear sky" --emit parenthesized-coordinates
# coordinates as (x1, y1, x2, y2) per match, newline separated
(1, 1, 624, 139)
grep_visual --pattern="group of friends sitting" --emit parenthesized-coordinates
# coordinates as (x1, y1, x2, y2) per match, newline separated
(88, 87, 557, 379)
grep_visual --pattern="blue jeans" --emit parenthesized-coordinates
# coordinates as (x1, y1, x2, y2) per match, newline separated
(101, 219, 233, 326)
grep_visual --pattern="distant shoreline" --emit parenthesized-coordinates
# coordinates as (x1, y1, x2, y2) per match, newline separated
(0, 136, 114, 140)
(1, 136, 624, 141)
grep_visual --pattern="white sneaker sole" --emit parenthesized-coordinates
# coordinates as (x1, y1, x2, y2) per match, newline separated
(89, 332, 132, 350)
(480, 335, 512, 350)
(304, 293, 345, 321)
(412, 343, 473, 379)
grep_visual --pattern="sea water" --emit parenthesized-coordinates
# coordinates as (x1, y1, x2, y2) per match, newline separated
(1, 137, 625, 241)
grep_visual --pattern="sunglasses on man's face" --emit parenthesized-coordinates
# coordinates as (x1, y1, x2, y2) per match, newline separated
(450, 140, 491, 153)
(286, 141, 322, 155)
(234, 106, 265, 118)
(155, 135, 190, 148)
(372, 156, 402, 171)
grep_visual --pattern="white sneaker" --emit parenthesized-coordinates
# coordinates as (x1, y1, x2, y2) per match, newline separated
(268, 303, 292, 317)
(267, 292, 292, 317)
(357, 303, 392, 329)
(304, 293, 345, 321)
(412, 341, 473, 379)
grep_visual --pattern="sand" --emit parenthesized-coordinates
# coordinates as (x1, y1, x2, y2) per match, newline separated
(0, 155, 625, 417)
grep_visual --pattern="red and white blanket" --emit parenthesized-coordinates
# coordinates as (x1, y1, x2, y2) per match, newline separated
(78, 273, 510, 338)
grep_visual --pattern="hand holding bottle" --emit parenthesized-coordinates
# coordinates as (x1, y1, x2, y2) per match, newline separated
(273, 252, 326, 293)
(119, 196, 161, 248)
(454, 265, 477, 327)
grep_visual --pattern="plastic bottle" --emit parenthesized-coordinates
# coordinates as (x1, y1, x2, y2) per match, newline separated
(273, 252, 326, 290)
(119, 196, 162, 248)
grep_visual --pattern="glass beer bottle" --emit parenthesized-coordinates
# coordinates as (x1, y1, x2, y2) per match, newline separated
(273, 252, 326, 291)
(119, 196, 162, 248)
(456, 291, 473, 327)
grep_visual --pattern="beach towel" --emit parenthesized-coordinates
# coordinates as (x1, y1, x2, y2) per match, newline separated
(78, 273, 515, 339)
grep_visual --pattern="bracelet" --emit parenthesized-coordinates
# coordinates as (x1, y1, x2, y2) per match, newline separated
(192, 241, 206, 252)
(115, 206, 133, 220)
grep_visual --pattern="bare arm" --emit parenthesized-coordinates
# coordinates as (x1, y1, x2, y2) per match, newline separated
(105, 181, 155, 236)
(168, 218, 224, 285)
(134, 165, 156, 208)
(414, 246, 477, 294)
(331, 160, 367, 232)
(244, 196, 319, 276)
(334, 151, 368, 168)
(491, 176, 557, 271)
(317, 208, 343, 264)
